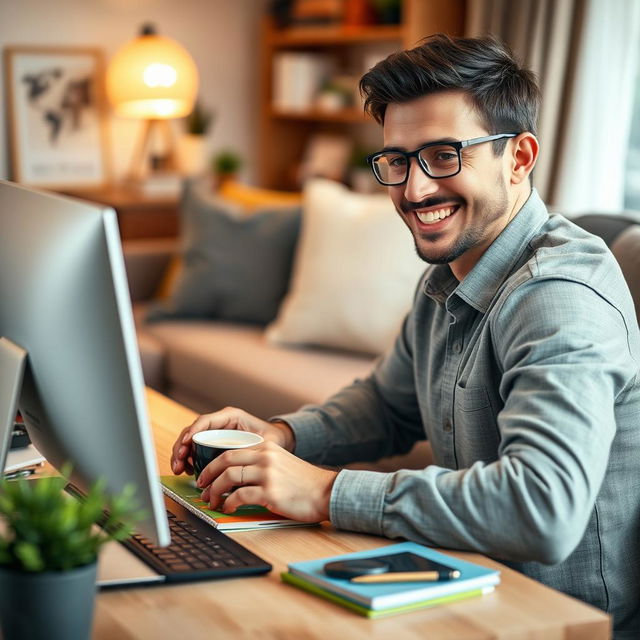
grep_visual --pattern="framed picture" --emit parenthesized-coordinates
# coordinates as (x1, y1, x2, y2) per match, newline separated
(4, 46, 110, 189)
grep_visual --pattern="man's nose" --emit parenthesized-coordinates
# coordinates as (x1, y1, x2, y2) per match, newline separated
(403, 157, 439, 203)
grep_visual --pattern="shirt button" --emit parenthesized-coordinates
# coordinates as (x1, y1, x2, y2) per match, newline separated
(444, 420, 452, 432)
(452, 341, 462, 354)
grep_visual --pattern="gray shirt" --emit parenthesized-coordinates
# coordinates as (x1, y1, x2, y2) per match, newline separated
(279, 189, 640, 637)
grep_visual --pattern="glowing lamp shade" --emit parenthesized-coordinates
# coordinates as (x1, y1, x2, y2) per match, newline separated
(107, 31, 198, 119)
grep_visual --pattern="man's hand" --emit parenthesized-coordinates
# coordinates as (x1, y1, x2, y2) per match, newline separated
(196, 440, 337, 523)
(170, 407, 295, 476)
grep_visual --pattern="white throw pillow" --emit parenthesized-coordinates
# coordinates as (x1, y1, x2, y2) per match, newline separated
(266, 179, 426, 355)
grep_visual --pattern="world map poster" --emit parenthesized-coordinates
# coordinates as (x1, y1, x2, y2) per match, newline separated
(6, 47, 109, 188)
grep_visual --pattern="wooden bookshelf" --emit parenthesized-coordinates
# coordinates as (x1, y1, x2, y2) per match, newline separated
(258, 0, 466, 190)
(266, 24, 403, 47)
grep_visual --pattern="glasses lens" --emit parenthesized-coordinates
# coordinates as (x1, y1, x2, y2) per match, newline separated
(419, 145, 459, 177)
(372, 153, 408, 185)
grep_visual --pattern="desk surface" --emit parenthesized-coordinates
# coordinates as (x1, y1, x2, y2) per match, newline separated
(92, 389, 611, 639)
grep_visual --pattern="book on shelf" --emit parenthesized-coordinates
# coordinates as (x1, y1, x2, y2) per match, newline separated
(160, 475, 315, 532)
(282, 541, 500, 616)
(272, 52, 331, 111)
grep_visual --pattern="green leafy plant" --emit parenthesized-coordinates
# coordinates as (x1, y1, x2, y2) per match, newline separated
(185, 101, 215, 136)
(212, 149, 243, 176)
(318, 79, 353, 107)
(0, 465, 142, 572)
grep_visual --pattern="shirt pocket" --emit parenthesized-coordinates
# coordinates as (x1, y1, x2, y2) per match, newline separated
(453, 384, 500, 467)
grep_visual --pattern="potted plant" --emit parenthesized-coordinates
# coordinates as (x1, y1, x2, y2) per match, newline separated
(179, 100, 215, 176)
(0, 466, 141, 640)
(212, 148, 243, 189)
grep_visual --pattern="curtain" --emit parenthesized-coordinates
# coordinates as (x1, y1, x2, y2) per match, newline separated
(551, 1, 640, 213)
(465, 0, 640, 214)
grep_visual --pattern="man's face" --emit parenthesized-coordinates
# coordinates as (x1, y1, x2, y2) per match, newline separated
(383, 91, 517, 278)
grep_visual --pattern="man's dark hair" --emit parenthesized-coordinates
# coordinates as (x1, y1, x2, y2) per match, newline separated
(360, 34, 540, 154)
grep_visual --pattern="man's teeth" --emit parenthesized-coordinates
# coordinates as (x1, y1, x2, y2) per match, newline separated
(416, 206, 456, 224)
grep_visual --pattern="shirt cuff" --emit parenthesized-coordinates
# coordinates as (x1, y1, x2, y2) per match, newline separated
(330, 468, 391, 535)
(269, 411, 328, 460)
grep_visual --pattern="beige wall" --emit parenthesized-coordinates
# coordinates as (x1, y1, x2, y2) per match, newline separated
(0, 0, 266, 183)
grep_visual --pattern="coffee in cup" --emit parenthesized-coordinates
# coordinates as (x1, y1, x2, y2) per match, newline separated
(192, 430, 263, 481)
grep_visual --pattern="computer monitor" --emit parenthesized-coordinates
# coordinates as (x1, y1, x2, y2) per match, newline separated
(0, 180, 170, 546)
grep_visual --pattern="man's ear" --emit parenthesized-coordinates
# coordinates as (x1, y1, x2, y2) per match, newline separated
(509, 133, 538, 184)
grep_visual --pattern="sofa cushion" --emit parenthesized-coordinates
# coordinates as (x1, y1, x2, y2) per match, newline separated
(139, 319, 375, 417)
(147, 179, 301, 326)
(266, 179, 426, 355)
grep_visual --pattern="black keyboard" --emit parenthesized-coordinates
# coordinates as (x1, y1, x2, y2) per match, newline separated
(121, 496, 272, 582)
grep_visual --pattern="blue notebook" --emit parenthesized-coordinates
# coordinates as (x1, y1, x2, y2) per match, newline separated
(286, 542, 500, 611)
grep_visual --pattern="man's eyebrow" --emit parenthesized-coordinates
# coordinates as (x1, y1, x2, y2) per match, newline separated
(380, 137, 460, 153)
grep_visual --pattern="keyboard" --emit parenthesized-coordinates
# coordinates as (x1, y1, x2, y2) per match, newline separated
(121, 496, 272, 582)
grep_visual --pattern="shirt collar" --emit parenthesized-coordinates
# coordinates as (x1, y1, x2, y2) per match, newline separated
(423, 189, 549, 312)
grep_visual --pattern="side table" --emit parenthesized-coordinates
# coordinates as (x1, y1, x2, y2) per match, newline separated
(58, 184, 179, 240)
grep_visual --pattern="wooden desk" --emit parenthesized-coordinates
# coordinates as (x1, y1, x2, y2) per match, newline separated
(92, 389, 611, 639)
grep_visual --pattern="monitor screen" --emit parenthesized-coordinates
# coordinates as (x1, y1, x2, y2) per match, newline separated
(0, 180, 170, 546)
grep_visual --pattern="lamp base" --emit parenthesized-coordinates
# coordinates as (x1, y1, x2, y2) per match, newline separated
(127, 119, 179, 183)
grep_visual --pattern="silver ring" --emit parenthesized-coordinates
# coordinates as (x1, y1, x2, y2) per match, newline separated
(240, 465, 245, 485)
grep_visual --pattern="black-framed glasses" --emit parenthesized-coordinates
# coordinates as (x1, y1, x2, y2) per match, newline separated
(367, 133, 519, 186)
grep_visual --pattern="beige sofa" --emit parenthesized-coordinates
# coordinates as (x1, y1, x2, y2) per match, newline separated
(131, 230, 381, 396)
(126, 239, 375, 418)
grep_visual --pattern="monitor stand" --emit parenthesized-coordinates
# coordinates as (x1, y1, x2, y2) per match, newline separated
(0, 337, 27, 474)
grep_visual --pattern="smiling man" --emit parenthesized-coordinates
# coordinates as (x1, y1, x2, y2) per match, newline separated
(172, 35, 640, 638)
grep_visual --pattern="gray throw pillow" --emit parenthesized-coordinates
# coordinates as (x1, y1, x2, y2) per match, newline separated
(146, 180, 301, 325)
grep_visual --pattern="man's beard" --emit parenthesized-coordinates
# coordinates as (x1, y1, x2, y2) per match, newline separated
(415, 222, 483, 264)
(401, 180, 509, 265)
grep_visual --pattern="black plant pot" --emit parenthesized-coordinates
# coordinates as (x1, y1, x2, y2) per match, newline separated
(0, 561, 97, 640)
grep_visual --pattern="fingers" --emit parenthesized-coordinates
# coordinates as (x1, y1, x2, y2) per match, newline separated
(201, 465, 270, 515)
(196, 447, 260, 490)
(200, 464, 247, 508)
(170, 422, 205, 474)
(219, 486, 268, 514)
(170, 407, 247, 475)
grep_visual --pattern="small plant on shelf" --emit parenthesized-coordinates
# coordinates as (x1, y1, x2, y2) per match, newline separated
(212, 149, 243, 187)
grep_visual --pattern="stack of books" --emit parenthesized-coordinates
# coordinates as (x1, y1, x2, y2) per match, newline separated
(281, 542, 500, 618)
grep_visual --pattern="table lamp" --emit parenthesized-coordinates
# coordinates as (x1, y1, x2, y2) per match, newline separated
(107, 24, 199, 182)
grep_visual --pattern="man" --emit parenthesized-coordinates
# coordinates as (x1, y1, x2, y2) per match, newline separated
(171, 35, 640, 637)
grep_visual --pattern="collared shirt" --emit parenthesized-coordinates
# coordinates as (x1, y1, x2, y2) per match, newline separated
(278, 189, 640, 637)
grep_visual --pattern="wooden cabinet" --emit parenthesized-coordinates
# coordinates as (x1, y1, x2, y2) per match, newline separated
(258, 0, 466, 190)
(59, 185, 179, 240)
